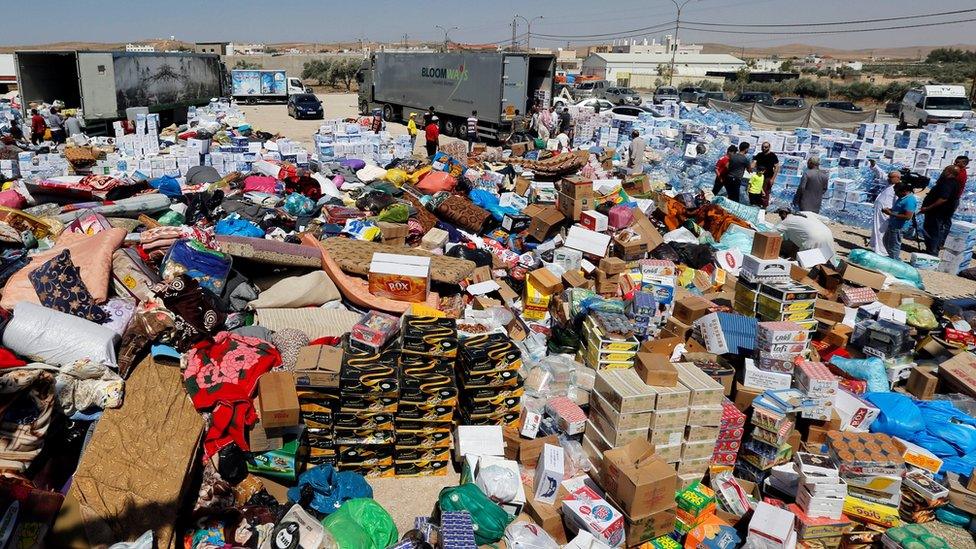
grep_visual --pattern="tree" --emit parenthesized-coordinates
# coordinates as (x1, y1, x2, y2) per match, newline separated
(234, 60, 261, 70)
(780, 60, 794, 72)
(302, 59, 333, 85)
(334, 58, 361, 91)
(656, 64, 673, 79)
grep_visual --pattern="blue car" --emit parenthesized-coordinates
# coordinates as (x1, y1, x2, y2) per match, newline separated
(288, 93, 323, 119)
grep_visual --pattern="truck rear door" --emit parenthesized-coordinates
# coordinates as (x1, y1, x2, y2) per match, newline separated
(502, 55, 528, 121)
(76, 53, 119, 120)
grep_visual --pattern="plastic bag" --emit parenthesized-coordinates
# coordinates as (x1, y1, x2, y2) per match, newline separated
(503, 522, 559, 549)
(287, 465, 373, 515)
(898, 302, 938, 330)
(438, 483, 513, 545)
(384, 168, 409, 186)
(284, 192, 316, 216)
(476, 465, 519, 504)
(863, 392, 924, 439)
(416, 171, 457, 194)
(847, 248, 923, 289)
(829, 355, 889, 393)
(321, 498, 397, 549)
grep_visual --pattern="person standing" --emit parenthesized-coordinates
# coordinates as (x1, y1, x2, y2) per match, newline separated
(882, 183, 918, 260)
(627, 130, 646, 174)
(918, 164, 960, 254)
(30, 109, 46, 145)
(46, 107, 66, 144)
(868, 159, 886, 201)
(65, 112, 84, 138)
(954, 155, 970, 200)
(558, 107, 571, 135)
(424, 116, 440, 157)
(752, 141, 779, 207)
(510, 109, 527, 142)
(870, 171, 901, 256)
(793, 156, 828, 214)
(423, 106, 435, 126)
(724, 142, 751, 204)
(535, 107, 551, 142)
(712, 145, 736, 197)
(406, 113, 419, 153)
(466, 110, 479, 153)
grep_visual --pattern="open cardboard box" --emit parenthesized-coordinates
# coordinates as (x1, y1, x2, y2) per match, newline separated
(600, 438, 678, 518)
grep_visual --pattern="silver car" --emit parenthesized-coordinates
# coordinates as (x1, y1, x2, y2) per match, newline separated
(653, 86, 680, 104)
(603, 87, 642, 106)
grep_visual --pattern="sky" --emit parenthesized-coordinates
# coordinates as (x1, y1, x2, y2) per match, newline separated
(7, 0, 976, 51)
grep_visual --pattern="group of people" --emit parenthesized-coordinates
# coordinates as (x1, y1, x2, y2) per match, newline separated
(404, 103, 578, 157)
(870, 155, 970, 260)
(712, 141, 781, 207)
(2, 107, 84, 149)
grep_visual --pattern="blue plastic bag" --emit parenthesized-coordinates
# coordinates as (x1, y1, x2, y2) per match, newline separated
(829, 356, 889, 393)
(864, 392, 924, 439)
(149, 175, 182, 198)
(215, 214, 264, 237)
(287, 465, 373, 515)
(284, 192, 315, 216)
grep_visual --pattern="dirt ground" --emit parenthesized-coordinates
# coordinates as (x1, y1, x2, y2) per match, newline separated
(243, 93, 976, 299)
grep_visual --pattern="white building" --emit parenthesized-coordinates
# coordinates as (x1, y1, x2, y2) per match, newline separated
(611, 36, 702, 56)
(125, 43, 156, 53)
(580, 52, 746, 87)
(227, 43, 266, 56)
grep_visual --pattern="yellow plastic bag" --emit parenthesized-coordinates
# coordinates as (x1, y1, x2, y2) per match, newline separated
(384, 168, 409, 186)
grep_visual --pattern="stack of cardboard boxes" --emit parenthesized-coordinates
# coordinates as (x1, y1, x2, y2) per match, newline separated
(736, 390, 799, 486)
(580, 313, 641, 371)
(293, 344, 342, 468)
(395, 316, 459, 477)
(337, 344, 399, 477)
(601, 439, 679, 547)
(828, 432, 907, 528)
(558, 175, 595, 222)
(711, 399, 746, 468)
(674, 481, 716, 535)
(456, 333, 523, 428)
(584, 369, 656, 469)
(794, 452, 847, 521)
(793, 360, 839, 422)
(675, 363, 725, 487)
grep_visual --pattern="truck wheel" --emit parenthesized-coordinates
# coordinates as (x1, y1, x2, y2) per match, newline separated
(443, 118, 459, 137)
(897, 114, 907, 130)
(359, 100, 369, 115)
(383, 104, 395, 122)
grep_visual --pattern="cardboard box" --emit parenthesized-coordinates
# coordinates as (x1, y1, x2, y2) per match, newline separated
(377, 221, 409, 246)
(563, 270, 590, 289)
(560, 175, 594, 199)
(522, 486, 569, 544)
(814, 299, 846, 323)
(734, 382, 763, 412)
(613, 233, 648, 261)
(294, 345, 342, 388)
(906, 366, 938, 400)
(672, 296, 715, 325)
(647, 383, 690, 411)
(674, 363, 724, 407)
(748, 502, 796, 548)
(833, 390, 880, 432)
(528, 268, 564, 295)
(743, 358, 792, 390)
(839, 261, 887, 291)
(751, 232, 783, 260)
(601, 439, 678, 518)
(565, 225, 612, 257)
(258, 371, 300, 428)
(525, 205, 565, 242)
(599, 257, 627, 275)
(937, 352, 976, 399)
(621, 508, 676, 547)
(368, 253, 431, 303)
(634, 353, 679, 387)
(534, 444, 566, 504)
(580, 210, 609, 232)
(590, 390, 651, 431)
(594, 369, 657, 414)
(562, 484, 625, 547)
(455, 425, 504, 460)
(558, 192, 594, 221)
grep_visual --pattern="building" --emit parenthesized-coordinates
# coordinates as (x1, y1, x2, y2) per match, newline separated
(610, 36, 703, 56)
(580, 52, 746, 87)
(124, 43, 156, 53)
(195, 42, 229, 55)
(555, 49, 582, 74)
(228, 43, 267, 56)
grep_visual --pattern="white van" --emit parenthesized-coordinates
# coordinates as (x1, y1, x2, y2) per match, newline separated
(899, 85, 973, 127)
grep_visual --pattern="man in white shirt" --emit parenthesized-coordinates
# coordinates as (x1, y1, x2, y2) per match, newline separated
(775, 209, 835, 255)
(870, 171, 901, 256)
(628, 130, 646, 175)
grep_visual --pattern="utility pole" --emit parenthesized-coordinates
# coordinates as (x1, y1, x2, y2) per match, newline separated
(514, 15, 544, 51)
(511, 16, 518, 51)
(668, 0, 695, 86)
(435, 25, 458, 52)
(402, 34, 408, 50)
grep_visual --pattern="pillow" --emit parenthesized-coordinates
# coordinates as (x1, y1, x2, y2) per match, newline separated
(1, 228, 126, 310)
(29, 250, 108, 323)
(249, 271, 340, 309)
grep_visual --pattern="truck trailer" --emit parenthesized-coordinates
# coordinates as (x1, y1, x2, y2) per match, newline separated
(230, 69, 307, 104)
(357, 51, 555, 140)
(15, 50, 224, 132)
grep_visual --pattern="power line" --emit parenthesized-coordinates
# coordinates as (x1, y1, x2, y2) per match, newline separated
(681, 16, 976, 35)
(533, 21, 677, 39)
(683, 7, 976, 28)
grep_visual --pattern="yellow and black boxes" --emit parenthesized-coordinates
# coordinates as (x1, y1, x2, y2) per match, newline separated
(337, 345, 399, 478)
(456, 333, 523, 428)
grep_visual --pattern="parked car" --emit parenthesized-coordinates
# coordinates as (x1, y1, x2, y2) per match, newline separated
(884, 101, 900, 115)
(731, 91, 774, 105)
(815, 101, 862, 112)
(287, 93, 324, 119)
(699, 91, 728, 106)
(573, 80, 610, 99)
(652, 86, 680, 104)
(773, 97, 805, 108)
(899, 85, 973, 127)
(603, 87, 642, 106)
(557, 97, 615, 112)
(679, 86, 704, 103)
(610, 105, 655, 122)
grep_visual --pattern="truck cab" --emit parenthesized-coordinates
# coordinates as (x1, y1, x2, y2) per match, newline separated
(287, 77, 308, 95)
(900, 85, 973, 128)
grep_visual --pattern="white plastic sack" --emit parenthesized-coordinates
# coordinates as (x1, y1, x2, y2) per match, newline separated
(355, 164, 387, 183)
(476, 464, 519, 504)
(4, 302, 120, 367)
(504, 522, 560, 549)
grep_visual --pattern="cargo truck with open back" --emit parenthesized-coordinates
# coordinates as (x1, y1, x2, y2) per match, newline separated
(15, 50, 224, 134)
(230, 69, 308, 104)
(357, 51, 555, 141)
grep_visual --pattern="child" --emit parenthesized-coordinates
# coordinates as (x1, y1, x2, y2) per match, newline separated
(881, 183, 917, 260)
(747, 171, 765, 206)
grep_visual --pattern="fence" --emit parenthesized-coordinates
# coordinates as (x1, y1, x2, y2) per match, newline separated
(708, 99, 877, 132)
